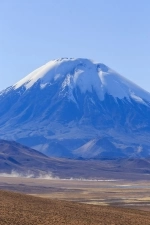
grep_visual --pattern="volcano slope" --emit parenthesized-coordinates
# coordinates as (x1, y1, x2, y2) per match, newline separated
(0, 58, 150, 158)
(0, 190, 150, 225)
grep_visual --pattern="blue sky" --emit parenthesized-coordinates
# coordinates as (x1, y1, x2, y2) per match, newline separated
(0, 0, 150, 91)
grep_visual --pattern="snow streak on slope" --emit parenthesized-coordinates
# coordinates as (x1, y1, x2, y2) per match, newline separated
(13, 58, 150, 103)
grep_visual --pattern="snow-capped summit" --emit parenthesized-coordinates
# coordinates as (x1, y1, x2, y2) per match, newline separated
(0, 58, 150, 159)
(13, 58, 150, 104)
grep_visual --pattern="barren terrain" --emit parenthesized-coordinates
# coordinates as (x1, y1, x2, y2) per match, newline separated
(0, 177, 150, 212)
(0, 189, 150, 225)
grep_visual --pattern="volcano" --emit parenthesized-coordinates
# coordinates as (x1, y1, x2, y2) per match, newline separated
(0, 58, 150, 158)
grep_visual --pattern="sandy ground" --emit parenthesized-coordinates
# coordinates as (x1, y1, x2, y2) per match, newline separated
(0, 190, 150, 225)
(0, 177, 150, 211)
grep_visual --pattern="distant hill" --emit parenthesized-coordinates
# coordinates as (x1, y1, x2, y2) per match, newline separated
(0, 139, 51, 175)
(0, 139, 150, 180)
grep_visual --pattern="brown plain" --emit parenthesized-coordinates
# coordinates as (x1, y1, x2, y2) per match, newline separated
(0, 177, 150, 225)
(0, 177, 150, 211)
(0, 190, 150, 225)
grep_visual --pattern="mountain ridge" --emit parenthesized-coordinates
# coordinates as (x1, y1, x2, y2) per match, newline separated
(0, 139, 150, 180)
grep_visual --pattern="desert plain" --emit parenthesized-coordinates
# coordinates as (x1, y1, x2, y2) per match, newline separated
(0, 176, 150, 224)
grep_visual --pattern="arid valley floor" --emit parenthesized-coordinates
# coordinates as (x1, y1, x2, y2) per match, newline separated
(0, 177, 150, 224)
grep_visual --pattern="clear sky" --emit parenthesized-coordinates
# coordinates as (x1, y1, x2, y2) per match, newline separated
(0, 0, 150, 91)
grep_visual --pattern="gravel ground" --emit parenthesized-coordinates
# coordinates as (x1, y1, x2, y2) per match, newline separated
(0, 190, 150, 225)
